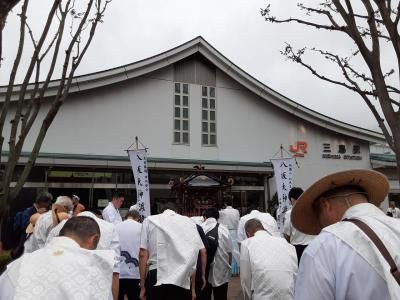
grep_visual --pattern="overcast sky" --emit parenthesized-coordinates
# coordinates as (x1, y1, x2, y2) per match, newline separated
(2, 0, 393, 132)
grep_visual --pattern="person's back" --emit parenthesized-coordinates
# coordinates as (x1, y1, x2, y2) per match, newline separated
(142, 210, 202, 283)
(240, 219, 297, 300)
(33, 196, 73, 250)
(238, 209, 280, 242)
(219, 202, 240, 276)
(296, 203, 400, 300)
(115, 210, 142, 300)
(218, 206, 240, 230)
(46, 211, 121, 300)
(292, 170, 400, 300)
(139, 207, 205, 300)
(201, 208, 232, 300)
(0, 217, 115, 300)
(115, 219, 141, 278)
(241, 232, 297, 299)
(33, 210, 53, 250)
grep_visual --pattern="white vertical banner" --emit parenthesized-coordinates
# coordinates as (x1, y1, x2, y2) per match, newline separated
(128, 149, 151, 217)
(271, 158, 294, 231)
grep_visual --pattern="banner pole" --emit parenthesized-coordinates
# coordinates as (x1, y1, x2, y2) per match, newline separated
(135, 136, 139, 150)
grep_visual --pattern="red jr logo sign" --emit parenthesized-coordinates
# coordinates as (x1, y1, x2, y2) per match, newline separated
(289, 141, 308, 157)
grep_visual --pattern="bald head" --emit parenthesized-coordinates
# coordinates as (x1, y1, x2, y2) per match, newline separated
(126, 209, 140, 221)
(60, 216, 100, 250)
(244, 218, 264, 238)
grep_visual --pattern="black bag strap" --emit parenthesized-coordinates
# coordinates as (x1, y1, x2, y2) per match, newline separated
(343, 218, 400, 286)
(206, 223, 220, 242)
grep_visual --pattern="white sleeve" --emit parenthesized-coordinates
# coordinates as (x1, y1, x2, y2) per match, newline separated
(294, 246, 335, 300)
(102, 207, 115, 224)
(45, 220, 66, 245)
(110, 227, 121, 274)
(33, 219, 47, 249)
(140, 218, 149, 250)
(267, 219, 281, 237)
(0, 259, 21, 300)
(0, 270, 15, 300)
(282, 212, 292, 237)
(239, 244, 252, 300)
(221, 227, 232, 253)
(237, 219, 246, 242)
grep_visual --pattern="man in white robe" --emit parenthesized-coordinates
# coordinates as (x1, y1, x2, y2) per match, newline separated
(139, 203, 205, 300)
(240, 218, 297, 300)
(237, 204, 280, 243)
(201, 208, 232, 300)
(0, 216, 115, 300)
(387, 200, 400, 218)
(29, 196, 73, 252)
(46, 210, 121, 300)
(292, 169, 400, 300)
(102, 192, 124, 224)
(219, 199, 240, 273)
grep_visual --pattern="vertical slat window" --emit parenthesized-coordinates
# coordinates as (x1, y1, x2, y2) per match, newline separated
(174, 83, 190, 144)
(201, 86, 217, 146)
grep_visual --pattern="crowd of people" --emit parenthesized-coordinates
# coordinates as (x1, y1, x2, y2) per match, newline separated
(0, 169, 399, 299)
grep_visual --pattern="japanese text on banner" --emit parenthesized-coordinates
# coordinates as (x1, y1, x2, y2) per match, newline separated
(128, 149, 151, 217)
(271, 158, 294, 231)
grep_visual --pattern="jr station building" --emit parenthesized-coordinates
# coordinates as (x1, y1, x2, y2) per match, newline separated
(2, 37, 389, 215)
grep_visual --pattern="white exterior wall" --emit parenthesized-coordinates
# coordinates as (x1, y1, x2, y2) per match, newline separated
(5, 65, 371, 190)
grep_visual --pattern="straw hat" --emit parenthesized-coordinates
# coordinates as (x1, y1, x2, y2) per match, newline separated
(25, 213, 42, 234)
(291, 169, 389, 235)
(51, 204, 69, 226)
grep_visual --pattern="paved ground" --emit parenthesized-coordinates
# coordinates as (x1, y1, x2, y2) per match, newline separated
(227, 277, 243, 300)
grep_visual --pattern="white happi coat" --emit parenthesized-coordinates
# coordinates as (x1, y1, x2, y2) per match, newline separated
(237, 210, 280, 242)
(31, 211, 54, 251)
(296, 203, 400, 300)
(0, 237, 114, 300)
(218, 206, 240, 230)
(46, 211, 121, 273)
(240, 230, 297, 300)
(140, 209, 204, 289)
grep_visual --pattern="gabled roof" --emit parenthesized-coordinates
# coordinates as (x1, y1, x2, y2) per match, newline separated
(1, 36, 385, 143)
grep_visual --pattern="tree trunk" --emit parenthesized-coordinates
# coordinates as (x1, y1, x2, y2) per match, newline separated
(392, 133, 400, 188)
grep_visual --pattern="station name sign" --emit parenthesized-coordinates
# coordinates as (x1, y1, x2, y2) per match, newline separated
(322, 143, 362, 160)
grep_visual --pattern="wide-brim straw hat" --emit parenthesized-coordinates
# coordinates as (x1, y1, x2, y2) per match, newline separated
(291, 169, 389, 235)
(25, 213, 42, 234)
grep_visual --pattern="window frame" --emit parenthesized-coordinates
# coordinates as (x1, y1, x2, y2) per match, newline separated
(201, 85, 217, 147)
(173, 82, 190, 145)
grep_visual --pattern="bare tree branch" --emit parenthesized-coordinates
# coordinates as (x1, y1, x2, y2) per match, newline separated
(10, 0, 110, 200)
(261, 4, 346, 32)
(1, 0, 60, 203)
(0, 0, 28, 171)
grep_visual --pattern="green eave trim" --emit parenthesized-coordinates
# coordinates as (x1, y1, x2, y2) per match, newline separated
(370, 153, 396, 163)
(5, 151, 272, 168)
